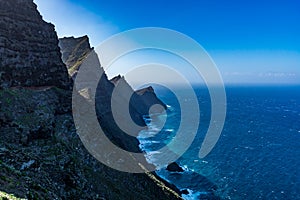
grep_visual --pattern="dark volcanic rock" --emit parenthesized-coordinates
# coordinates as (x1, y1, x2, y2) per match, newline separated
(166, 162, 184, 172)
(95, 66, 144, 152)
(0, 2, 183, 199)
(110, 74, 122, 85)
(107, 75, 148, 127)
(0, 0, 71, 89)
(59, 37, 167, 127)
(110, 75, 167, 126)
(0, 87, 72, 145)
(181, 189, 189, 195)
(111, 75, 167, 117)
(134, 85, 167, 115)
(0, 88, 182, 200)
(110, 74, 167, 116)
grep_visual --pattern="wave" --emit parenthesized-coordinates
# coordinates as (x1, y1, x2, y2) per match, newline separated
(181, 189, 202, 200)
(164, 128, 174, 133)
(139, 105, 219, 199)
(156, 162, 218, 200)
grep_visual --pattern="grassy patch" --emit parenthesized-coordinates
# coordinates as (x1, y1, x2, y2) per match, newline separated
(0, 191, 26, 200)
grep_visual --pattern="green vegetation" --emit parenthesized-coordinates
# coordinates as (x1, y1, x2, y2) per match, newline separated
(0, 191, 26, 200)
(68, 52, 89, 75)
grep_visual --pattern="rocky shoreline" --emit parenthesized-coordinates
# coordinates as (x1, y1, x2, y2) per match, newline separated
(0, 0, 182, 199)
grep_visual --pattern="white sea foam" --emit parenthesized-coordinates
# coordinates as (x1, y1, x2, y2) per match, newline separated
(164, 128, 174, 133)
(144, 151, 163, 166)
(182, 189, 201, 200)
(139, 140, 160, 144)
(138, 131, 158, 138)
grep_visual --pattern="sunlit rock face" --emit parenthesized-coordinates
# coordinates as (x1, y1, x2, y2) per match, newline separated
(59, 35, 93, 78)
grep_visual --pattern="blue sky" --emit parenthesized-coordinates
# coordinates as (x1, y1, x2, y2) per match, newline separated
(34, 0, 300, 85)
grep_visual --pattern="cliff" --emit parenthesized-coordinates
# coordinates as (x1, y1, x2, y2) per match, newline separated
(134, 86, 167, 115)
(0, 0, 71, 89)
(59, 36, 167, 126)
(59, 36, 93, 78)
(0, 0, 181, 199)
(111, 76, 167, 124)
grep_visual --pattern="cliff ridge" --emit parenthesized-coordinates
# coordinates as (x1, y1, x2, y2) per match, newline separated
(0, 1, 181, 199)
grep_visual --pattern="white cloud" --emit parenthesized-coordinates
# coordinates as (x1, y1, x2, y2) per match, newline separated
(258, 72, 296, 77)
(209, 50, 300, 84)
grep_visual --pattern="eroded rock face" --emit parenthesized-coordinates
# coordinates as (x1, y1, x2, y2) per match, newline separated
(134, 86, 167, 115)
(0, 88, 181, 199)
(59, 36, 93, 78)
(166, 162, 184, 172)
(59, 35, 167, 117)
(59, 36, 167, 130)
(0, 87, 72, 145)
(110, 75, 167, 119)
(0, 2, 182, 198)
(0, 0, 71, 89)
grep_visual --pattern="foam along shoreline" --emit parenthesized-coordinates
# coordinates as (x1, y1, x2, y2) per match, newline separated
(138, 108, 220, 200)
(156, 167, 220, 200)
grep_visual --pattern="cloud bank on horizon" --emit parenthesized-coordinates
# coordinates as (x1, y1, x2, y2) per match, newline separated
(34, 0, 300, 85)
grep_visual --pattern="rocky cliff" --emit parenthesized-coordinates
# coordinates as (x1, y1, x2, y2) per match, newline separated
(59, 36, 93, 78)
(0, 0, 71, 89)
(0, 0, 181, 199)
(110, 76, 167, 128)
(59, 36, 167, 127)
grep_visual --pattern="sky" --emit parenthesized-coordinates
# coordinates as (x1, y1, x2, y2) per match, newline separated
(34, 0, 300, 85)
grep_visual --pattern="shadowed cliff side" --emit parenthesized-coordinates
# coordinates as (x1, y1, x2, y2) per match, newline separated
(111, 75, 167, 117)
(0, 0, 182, 199)
(59, 35, 167, 127)
(0, 0, 71, 89)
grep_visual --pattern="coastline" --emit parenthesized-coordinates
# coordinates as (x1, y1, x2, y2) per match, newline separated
(0, 1, 183, 198)
(138, 110, 221, 200)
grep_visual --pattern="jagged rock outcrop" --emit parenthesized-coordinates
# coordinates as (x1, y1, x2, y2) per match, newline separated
(60, 36, 167, 127)
(95, 64, 145, 151)
(0, 1, 182, 199)
(166, 162, 184, 172)
(0, 0, 71, 89)
(133, 85, 167, 115)
(59, 36, 93, 78)
(111, 76, 167, 126)
(110, 74, 122, 85)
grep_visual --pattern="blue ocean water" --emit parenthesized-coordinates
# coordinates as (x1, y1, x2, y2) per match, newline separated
(138, 85, 300, 199)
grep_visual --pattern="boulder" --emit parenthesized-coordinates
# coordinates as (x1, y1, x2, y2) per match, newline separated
(166, 162, 184, 172)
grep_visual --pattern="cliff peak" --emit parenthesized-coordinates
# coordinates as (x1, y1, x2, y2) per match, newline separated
(0, 0, 71, 89)
(136, 86, 155, 95)
(110, 74, 122, 85)
(59, 35, 93, 78)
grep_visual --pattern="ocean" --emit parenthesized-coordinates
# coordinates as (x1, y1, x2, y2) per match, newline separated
(138, 85, 300, 199)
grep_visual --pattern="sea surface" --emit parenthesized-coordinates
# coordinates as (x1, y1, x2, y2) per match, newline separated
(138, 85, 300, 199)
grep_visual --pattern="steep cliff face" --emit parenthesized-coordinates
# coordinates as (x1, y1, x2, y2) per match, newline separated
(59, 36, 93, 78)
(0, 87, 181, 199)
(0, 0, 71, 89)
(133, 86, 167, 115)
(111, 75, 167, 121)
(59, 36, 167, 127)
(0, 1, 181, 199)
